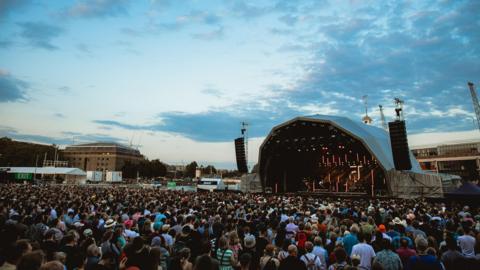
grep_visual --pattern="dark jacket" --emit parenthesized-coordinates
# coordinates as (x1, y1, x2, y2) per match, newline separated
(279, 255, 307, 270)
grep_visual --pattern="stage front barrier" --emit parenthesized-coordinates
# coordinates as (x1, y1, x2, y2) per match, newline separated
(386, 170, 444, 198)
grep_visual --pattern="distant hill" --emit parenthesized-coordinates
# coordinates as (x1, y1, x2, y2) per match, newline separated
(0, 137, 59, 167)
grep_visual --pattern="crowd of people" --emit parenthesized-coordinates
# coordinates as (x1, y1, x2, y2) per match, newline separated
(0, 184, 479, 270)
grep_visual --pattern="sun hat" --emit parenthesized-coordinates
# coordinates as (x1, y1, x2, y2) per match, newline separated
(104, 219, 116, 229)
(83, 228, 93, 237)
(244, 235, 256, 248)
(392, 217, 404, 226)
(73, 221, 84, 228)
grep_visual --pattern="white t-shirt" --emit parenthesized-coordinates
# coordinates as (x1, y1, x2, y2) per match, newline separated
(351, 243, 376, 270)
(458, 234, 476, 257)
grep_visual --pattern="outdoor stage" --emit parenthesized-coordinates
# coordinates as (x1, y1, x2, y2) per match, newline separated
(257, 115, 447, 198)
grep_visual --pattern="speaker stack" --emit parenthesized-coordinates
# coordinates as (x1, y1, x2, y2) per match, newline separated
(388, 120, 412, 170)
(234, 137, 248, 173)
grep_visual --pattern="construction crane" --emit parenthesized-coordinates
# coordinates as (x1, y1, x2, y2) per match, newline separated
(378, 105, 388, 130)
(467, 82, 480, 131)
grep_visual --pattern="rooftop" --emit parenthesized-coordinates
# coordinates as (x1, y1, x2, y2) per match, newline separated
(65, 142, 140, 152)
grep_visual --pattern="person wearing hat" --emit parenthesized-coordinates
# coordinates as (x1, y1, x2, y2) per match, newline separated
(406, 237, 442, 270)
(378, 224, 393, 243)
(239, 235, 259, 270)
(104, 219, 116, 230)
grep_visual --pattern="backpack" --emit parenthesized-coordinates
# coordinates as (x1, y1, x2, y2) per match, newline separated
(296, 231, 307, 249)
(263, 256, 277, 270)
(302, 254, 318, 270)
(332, 263, 345, 270)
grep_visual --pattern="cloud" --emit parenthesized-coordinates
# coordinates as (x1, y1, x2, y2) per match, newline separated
(0, 126, 73, 145)
(60, 131, 127, 144)
(0, 40, 13, 48)
(265, 0, 480, 134)
(0, 70, 28, 102)
(230, 2, 271, 19)
(92, 98, 342, 142)
(201, 87, 223, 98)
(0, 126, 127, 146)
(17, 21, 63, 50)
(61, 0, 130, 19)
(92, 120, 145, 130)
(158, 10, 223, 31)
(76, 43, 92, 54)
(191, 27, 224, 40)
(0, 0, 29, 17)
(58, 86, 71, 93)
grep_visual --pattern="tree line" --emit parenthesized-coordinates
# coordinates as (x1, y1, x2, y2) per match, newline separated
(0, 137, 59, 167)
(0, 137, 244, 179)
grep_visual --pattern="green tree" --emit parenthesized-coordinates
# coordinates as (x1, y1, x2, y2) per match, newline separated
(185, 161, 198, 178)
(201, 165, 217, 175)
(121, 160, 138, 179)
(0, 137, 58, 167)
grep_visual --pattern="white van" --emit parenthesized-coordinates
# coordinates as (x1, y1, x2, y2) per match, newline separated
(197, 177, 226, 191)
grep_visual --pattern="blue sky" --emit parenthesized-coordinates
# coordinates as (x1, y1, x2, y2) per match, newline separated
(0, 0, 479, 168)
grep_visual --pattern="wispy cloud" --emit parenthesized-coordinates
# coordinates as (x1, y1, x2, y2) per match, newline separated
(191, 27, 224, 40)
(0, 40, 13, 48)
(0, 70, 28, 102)
(0, 0, 29, 17)
(60, 0, 130, 19)
(17, 21, 63, 50)
(76, 43, 92, 54)
(201, 87, 223, 98)
(92, 98, 342, 142)
(157, 10, 223, 31)
(0, 126, 127, 145)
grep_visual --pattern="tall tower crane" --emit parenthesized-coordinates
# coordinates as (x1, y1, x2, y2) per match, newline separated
(378, 105, 388, 130)
(467, 82, 480, 131)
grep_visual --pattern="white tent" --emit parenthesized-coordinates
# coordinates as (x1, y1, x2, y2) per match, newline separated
(1, 167, 87, 184)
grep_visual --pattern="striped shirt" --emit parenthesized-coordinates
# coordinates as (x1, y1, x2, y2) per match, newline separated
(216, 248, 234, 270)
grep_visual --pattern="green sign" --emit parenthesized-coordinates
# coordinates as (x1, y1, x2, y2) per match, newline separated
(167, 181, 176, 188)
(14, 173, 33, 180)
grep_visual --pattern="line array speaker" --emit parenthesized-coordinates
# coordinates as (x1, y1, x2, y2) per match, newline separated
(388, 120, 412, 170)
(234, 137, 248, 173)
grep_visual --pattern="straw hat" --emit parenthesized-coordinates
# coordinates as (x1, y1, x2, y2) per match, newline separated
(244, 235, 256, 248)
(104, 219, 116, 229)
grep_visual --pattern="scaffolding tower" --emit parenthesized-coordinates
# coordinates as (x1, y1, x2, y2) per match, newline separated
(467, 82, 480, 131)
